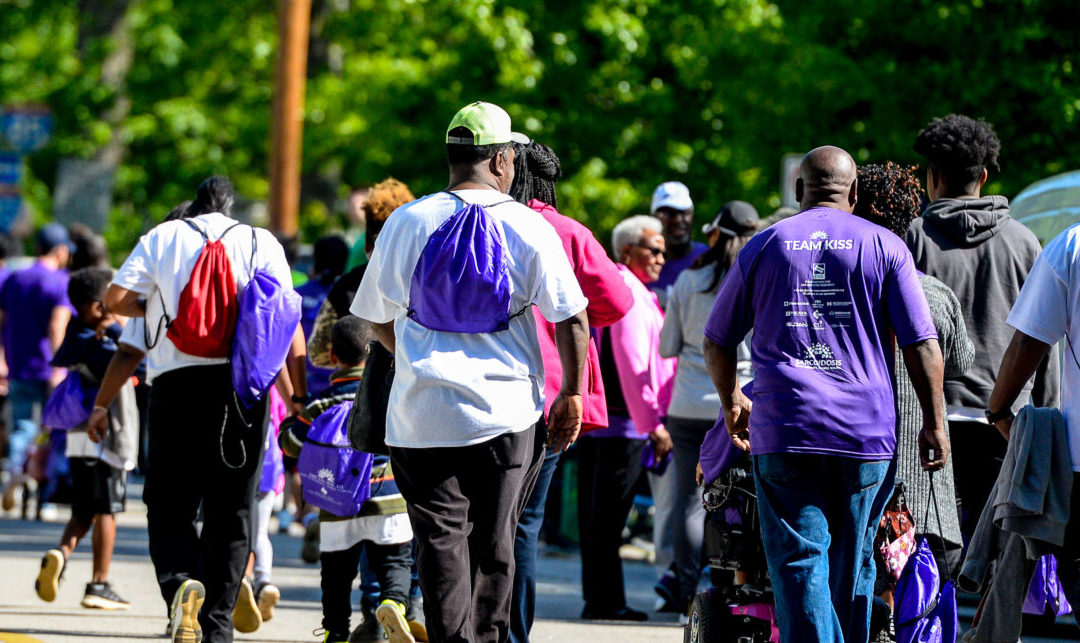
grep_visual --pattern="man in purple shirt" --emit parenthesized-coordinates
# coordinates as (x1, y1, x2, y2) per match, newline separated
(0, 224, 72, 497)
(703, 147, 949, 642)
(648, 181, 707, 302)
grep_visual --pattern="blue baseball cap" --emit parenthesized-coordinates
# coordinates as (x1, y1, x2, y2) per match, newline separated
(37, 222, 74, 254)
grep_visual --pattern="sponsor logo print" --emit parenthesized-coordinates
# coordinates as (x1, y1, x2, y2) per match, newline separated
(794, 342, 843, 370)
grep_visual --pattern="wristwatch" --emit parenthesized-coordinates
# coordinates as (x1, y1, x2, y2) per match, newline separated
(291, 394, 309, 405)
(984, 407, 1015, 424)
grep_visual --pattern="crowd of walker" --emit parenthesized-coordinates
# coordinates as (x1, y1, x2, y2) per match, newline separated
(0, 102, 1077, 643)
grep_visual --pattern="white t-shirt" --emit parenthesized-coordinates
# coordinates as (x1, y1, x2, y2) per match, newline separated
(351, 189, 588, 448)
(1006, 222, 1080, 472)
(113, 213, 292, 382)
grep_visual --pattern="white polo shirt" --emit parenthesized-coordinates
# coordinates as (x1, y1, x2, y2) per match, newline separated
(351, 189, 588, 448)
(113, 212, 292, 382)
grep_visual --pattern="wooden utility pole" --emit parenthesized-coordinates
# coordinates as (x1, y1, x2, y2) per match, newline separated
(268, 0, 311, 237)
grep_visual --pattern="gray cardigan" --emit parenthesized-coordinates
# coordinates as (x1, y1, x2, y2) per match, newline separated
(895, 275, 973, 549)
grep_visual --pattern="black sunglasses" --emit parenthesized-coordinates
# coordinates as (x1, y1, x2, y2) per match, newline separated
(634, 243, 666, 258)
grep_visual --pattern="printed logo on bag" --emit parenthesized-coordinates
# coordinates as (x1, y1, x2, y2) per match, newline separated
(795, 342, 842, 370)
(783, 229, 854, 252)
(317, 468, 335, 485)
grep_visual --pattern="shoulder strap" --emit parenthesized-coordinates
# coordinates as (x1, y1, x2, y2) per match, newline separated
(217, 221, 245, 242)
(181, 218, 209, 241)
(442, 190, 516, 209)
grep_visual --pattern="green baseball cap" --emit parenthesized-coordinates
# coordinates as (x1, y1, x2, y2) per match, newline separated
(446, 101, 531, 146)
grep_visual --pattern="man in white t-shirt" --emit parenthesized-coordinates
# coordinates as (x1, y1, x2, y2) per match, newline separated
(96, 178, 300, 643)
(988, 222, 1080, 626)
(351, 102, 589, 642)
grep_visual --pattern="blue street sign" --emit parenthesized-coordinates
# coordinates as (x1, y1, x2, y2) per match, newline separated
(1, 107, 54, 154)
(0, 193, 21, 233)
(0, 151, 21, 186)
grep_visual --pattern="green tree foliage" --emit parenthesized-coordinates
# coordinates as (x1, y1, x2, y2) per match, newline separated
(1, 0, 1077, 259)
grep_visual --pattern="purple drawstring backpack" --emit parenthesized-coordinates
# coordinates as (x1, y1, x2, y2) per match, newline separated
(231, 227, 302, 407)
(894, 474, 959, 643)
(407, 191, 521, 333)
(1023, 555, 1074, 617)
(298, 401, 374, 517)
(42, 371, 95, 430)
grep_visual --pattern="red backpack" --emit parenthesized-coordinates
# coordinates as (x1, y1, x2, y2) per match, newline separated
(165, 219, 245, 357)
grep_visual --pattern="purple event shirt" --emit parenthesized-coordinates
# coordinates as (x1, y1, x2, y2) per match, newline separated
(650, 241, 707, 295)
(704, 208, 936, 460)
(0, 261, 71, 382)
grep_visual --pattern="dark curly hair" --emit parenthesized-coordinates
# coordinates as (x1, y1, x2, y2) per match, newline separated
(854, 162, 924, 238)
(913, 114, 1001, 192)
(510, 141, 562, 208)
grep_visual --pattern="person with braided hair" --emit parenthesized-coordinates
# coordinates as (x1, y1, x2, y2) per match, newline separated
(855, 162, 972, 600)
(907, 115, 1059, 541)
(507, 141, 632, 639)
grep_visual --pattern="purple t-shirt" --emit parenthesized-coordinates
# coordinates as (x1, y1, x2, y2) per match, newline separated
(704, 208, 936, 460)
(650, 241, 707, 295)
(0, 261, 71, 381)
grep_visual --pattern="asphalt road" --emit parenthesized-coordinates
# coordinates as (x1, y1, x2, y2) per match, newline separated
(0, 478, 683, 642)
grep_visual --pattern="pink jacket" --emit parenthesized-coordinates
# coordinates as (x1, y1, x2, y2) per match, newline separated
(610, 264, 676, 435)
(529, 199, 633, 432)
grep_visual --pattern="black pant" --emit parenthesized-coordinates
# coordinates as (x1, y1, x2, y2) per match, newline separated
(576, 435, 646, 613)
(1057, 473, 1080, 629)
(321, 539, 413, 635)
(145, 365, 267, 643)
(951, 420, 1009, 539)
(390, 424, 544, 643)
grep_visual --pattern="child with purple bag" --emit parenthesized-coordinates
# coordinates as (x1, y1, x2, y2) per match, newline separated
(279, 316, 417, 643)
(34, 267, 139, 610)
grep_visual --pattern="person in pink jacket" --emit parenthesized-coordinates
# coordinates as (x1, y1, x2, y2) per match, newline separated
(507, 141, 633, 643)
(578, 214, 676, 622)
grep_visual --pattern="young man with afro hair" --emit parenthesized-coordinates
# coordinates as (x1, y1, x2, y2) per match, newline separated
(906, 114, 1059, 541)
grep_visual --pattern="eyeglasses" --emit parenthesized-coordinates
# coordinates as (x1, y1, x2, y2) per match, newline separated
(634, 244, 666, 258)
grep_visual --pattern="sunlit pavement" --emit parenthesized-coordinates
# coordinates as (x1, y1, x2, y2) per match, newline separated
(0, 478, 683, 642)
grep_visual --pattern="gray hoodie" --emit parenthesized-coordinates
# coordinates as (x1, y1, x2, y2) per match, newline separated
(906, 196, 1059, 413)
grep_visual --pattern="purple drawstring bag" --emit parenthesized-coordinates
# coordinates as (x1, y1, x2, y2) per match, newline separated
(298, 401, 374, 517)
(231, 229, 302, 407)
(407, 192, 517, 333)
(42, 371, 95, 430)
(1023, 555, 1074, 617)
(894, 476, 958, 643)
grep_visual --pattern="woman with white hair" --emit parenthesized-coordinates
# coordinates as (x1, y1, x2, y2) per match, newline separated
(578, 214, 676, 622)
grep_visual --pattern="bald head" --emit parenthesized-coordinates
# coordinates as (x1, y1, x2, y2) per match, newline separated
(796, 145, 858, 212)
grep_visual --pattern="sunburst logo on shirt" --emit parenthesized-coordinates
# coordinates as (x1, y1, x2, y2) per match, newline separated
(810, 230, 829, 240)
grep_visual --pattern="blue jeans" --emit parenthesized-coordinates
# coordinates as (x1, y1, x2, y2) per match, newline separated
(509, 449, 560, 643)
(753, 453, 894, 643)
(7, 378, 48, 475)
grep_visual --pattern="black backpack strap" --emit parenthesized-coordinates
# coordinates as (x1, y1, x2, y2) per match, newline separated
(181, 218, 209, 240)
(217, 221, 245, 241)
(443, 190, 516, 209)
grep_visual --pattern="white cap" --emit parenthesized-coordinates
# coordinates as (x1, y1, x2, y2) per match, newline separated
(650, 181, 693, 214)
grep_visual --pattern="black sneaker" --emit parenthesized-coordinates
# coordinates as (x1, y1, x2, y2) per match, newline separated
(301, 518, 321, 564)
(81, 582, 131, 610)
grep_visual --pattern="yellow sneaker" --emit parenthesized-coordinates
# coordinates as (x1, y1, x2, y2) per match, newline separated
(168, 579, 205, 643)
(232, 577, 262, 633)
(256, 581, 280, 622)
(376, 600, 415, 643)
(35, 549, 65, 602)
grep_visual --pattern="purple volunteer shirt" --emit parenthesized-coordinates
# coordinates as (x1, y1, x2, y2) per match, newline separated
(650, 241, 707, 296)
(704, 207, 936, 460)
(0, 261, 71, 381)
